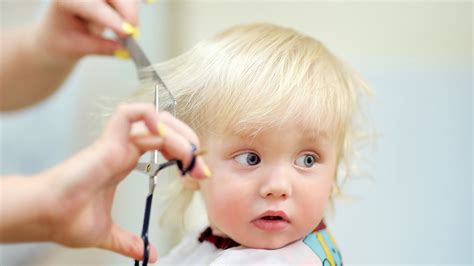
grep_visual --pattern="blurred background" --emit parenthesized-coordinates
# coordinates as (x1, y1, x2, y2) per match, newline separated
(0, 0, 472, 265)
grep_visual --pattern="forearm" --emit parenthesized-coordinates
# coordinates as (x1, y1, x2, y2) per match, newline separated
(0, 174, 53, 242)
(0, 26, 77, 111)
(0, 144, 109, 244)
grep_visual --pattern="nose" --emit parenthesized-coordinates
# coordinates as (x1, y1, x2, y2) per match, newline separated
(259, 166, 292, 199)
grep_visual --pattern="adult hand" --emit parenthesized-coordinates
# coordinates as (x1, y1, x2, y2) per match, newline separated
(0, 0, 144, 111)
(36, 0, 141, 64)
(0, 103, 210, 262)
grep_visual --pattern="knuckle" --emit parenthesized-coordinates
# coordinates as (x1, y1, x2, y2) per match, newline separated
(158, 111, 172, 120)
(101, 142, 126, 169)
(190, 135, 200, 147)
(116, 103, 129, 114)
(146, 104, 156, 114)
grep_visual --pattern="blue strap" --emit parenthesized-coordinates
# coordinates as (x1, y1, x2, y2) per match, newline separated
(134, 194, 153, 266)
(133, 144, 198, 265)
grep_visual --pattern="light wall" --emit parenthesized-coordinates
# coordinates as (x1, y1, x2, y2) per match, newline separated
(0, 1, 471, 265)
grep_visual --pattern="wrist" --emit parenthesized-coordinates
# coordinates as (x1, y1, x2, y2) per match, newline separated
(34, 158, 80, 243)
(32, 171, 60, 241)
(0, 174, 53, 242)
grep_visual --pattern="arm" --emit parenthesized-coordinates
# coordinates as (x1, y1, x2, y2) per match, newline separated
(0, 26, 77, 111)
(0, 174, 53, 242)
(0, 103, 210, 262)
(0, 0, 140, 111)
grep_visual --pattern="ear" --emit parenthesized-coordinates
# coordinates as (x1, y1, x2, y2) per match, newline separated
(181, 174, 200, 191)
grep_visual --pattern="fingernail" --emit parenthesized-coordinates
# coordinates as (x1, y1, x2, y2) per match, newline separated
(202, 162, 212, 178)
(114, 49, 129, 59)
(122, 22, 138, 36)
(132, 27, 140, 40)
(157, 122, 167, 137)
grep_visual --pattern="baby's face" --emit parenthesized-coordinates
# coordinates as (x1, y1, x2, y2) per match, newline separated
(198, 123, 338, 249)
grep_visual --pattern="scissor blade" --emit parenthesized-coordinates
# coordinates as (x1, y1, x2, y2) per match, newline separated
(120, 37, 177, 115)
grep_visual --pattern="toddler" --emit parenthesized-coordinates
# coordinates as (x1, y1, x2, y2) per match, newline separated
(132, 23, 368, 265)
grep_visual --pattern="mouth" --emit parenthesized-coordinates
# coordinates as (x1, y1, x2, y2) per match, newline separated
(251, 210, 290, 231)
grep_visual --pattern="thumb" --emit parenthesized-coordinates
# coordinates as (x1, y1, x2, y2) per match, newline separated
(99, 223, 158, 263)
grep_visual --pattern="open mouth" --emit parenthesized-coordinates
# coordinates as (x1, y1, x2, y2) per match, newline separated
(252, 210, 290, 231)
(261, 216, 284, 221)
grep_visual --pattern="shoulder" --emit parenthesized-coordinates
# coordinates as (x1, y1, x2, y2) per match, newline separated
(303, 228, 343, 266)
(211, 240, 323, 265)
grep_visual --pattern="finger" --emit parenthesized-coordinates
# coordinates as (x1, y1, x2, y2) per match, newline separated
(154, 124, 210, 180)
(87, 22, 105, 37)
(192, 156, 212, 180)
(103, 103, 160, 142)
(103, 103, 210, 179)
(61, 0, 133, 35)
(154, 112, 209, 179)
(157, 111, 200, 147)
(128, 110, 210, 179)
(73, 33, 123, 56)
(64, 12, 123, 56)
(109, 0, 140, 26)
(130, 134, 164, 154)
(99, 224, 158, 262)
(154, 124, 193, 163)
(131, 134, 211, 179)
(106, 104, 201, 143)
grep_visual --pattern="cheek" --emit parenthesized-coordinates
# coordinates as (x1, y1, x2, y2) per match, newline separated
(297, 179, 332, 223)
(201, 178, 250, 227)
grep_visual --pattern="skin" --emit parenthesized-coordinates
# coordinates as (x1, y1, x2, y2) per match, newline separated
(187, 122, 339, 249)
(1, 0, 202, 262)
(0, 104, 210, 262)
(0, 0, 140, 111)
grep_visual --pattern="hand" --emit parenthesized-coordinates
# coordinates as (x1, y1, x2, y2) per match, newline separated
(34, 0, 141, 65)
(0, 0, 143, 111)
(0, 103, 209, 262)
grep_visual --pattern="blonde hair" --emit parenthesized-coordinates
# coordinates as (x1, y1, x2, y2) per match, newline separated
(131, 23, 371, 246)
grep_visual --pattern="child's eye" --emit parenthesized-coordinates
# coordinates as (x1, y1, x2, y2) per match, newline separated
(294, 154, 317, 168)
(234, 152, 261, 166)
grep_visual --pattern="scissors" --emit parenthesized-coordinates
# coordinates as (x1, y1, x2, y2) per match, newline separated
(120, 36, 177, 192)
(119, 36, 182, 266)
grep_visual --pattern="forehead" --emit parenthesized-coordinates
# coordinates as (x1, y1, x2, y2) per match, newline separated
(233, 119, 332, 139)
(207, 122, 336, 148)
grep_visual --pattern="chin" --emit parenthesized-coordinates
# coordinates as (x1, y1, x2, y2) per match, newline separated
(239, 236, 299, 250)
